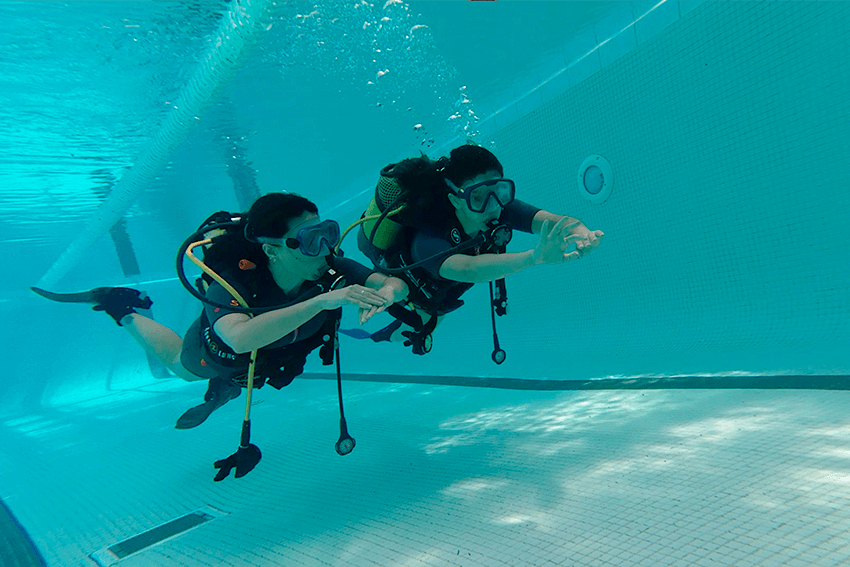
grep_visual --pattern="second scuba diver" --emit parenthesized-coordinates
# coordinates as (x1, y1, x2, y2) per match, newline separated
(356, 144, 604, 358)
(33, 192, 408, 479)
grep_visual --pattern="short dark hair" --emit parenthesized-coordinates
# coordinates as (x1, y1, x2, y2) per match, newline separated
(246, 193, 318, 240)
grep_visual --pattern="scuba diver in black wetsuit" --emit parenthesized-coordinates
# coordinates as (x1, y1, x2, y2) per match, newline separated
(356, 144, 604, 360)
(33, 193, 408, 479)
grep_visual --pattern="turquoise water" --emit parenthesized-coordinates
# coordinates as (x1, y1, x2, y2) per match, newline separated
(1, 1, 849, 565)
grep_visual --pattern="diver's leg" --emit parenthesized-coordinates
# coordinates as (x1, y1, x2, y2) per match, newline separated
(121, 313, 202, 381)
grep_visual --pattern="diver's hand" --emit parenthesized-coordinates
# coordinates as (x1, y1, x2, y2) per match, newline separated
(321, 285, 387, 316)
(213, 443, 261, 481)
(358, 306, 381, 325)
(357, 280, 405, 325)
(570, 224, 604, 257)
(532, 218, 588, 265)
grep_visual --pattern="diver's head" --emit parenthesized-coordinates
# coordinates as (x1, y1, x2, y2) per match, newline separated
(444, 144, 504, 187)
(245, 193, 338, 283)
(443, 145, 513, 235)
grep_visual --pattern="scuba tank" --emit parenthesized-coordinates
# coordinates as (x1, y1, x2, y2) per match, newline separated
(360, 163, 407, 252)
(359, 154, 449, 254)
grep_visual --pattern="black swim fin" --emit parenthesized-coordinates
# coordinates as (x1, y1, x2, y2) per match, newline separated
(338, 320, 403, 342)
(30, 286, 151, 306)
(30, 286, 152, 326)
(337, 328, 373, 340)
(31, 286, 105, 304)
(369, 319, 404, 343)
(175, 378, 242, 430)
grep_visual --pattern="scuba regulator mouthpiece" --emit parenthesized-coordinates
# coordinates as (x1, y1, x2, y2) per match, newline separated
(316, 253, 347, 292)
(485, 219, 513, 248)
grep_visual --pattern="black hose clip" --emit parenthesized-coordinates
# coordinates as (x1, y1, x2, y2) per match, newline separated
(492, 278, 508, 317)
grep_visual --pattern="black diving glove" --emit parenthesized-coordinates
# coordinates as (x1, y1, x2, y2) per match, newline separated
(91, 287, 152, 326)
(213, 444, 262, 481)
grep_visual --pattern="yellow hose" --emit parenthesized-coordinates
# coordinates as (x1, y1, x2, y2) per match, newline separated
(335, 205, 405, 254)
(185, 239, 257, 422)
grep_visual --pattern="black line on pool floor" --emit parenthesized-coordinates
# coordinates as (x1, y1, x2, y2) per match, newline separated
(302, 373, 850, 391)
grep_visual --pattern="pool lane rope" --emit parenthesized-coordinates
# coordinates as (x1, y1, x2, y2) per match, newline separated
(37, 0, 278, 289)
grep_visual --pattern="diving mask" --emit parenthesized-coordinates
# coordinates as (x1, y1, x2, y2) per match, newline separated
(446, 177, 516, 213)
(257, 219, 341, 257)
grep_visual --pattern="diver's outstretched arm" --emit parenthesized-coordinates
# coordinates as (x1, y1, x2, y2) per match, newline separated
(439, 218, 589, 284)
(214, 285, 388, 353)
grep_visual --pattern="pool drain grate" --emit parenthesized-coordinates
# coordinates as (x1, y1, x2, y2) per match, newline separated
(89, 506, 225, 566)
